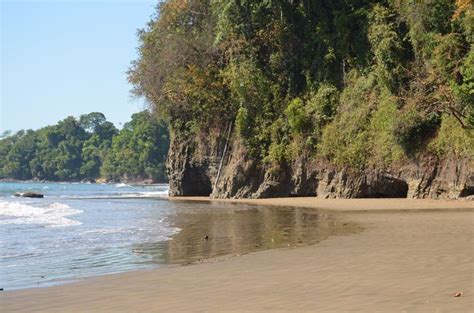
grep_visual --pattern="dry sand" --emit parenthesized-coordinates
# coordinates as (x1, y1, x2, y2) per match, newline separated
(1, 198, 473, 312)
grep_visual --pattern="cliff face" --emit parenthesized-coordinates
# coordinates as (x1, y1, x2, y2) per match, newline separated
(167, 132, 474, 200)
(167, 134, 215, 197)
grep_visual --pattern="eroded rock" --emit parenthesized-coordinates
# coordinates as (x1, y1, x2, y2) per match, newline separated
(167, 130, 473, 200)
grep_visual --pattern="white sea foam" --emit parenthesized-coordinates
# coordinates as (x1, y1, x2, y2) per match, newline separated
(59, 188, 169, 199)
(115, 183, 130, 188)
(116, 189, 169, 198)
(0, 200, 83, 227)
(137, 189, 169, 198)
(81, 227, 128, 235)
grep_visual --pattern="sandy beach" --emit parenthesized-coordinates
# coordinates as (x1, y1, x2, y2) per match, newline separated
(170, 196, 474, 211)
(1, 198, 473, 312)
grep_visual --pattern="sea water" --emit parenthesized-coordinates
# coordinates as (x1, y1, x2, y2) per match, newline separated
(0, 181, 360, 290)
(0, 181, 173, 290)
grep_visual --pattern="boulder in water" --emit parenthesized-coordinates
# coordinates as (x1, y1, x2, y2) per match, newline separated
(15, 192, 44, 198)
(81, 178, 95, 184)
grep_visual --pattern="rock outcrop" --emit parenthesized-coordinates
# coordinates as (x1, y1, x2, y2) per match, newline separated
(15, 192, 44, 198)
(167, 131, 474, 199)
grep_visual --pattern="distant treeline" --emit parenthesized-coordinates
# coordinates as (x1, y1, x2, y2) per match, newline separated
(0, 111, 169, 182)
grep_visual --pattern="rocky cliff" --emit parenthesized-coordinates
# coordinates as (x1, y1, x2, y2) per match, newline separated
(167, 130, 473, 200)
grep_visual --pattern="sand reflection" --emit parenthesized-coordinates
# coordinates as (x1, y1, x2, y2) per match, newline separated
(132, 203, 361, 265)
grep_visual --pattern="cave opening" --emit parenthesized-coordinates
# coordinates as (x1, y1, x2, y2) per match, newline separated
(181, 166, 212, 196)
(459, 186, 474, 198)
(365, 178, 409, 198)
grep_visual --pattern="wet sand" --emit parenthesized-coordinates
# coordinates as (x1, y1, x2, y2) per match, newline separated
(157, 205, 361, 265)
(1, 198, 473, 312)
(171, 196, 474, 211)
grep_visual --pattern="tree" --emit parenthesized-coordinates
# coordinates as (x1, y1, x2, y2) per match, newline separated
(102, 111, 169, 182)
(128, 0, 472, 173)
(0, 112, 166, 182)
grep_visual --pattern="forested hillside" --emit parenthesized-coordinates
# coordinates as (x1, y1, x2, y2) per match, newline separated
(129, 0, 473, 198)
(0, 111, 169, 183)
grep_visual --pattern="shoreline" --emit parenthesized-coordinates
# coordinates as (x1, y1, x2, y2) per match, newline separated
(0, 179, 168, 185)
(2, 198, 473, 312)
(170, 196, 474, 211)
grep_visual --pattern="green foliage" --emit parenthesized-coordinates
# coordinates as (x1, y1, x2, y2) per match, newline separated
(395, 0, 457, 56)
(101, 111, 169, 182)
(79, 112, 106, 133)
(430, 115, 474, 157)
(458, 3, 473, 43)
(285, 98, 309, 135)
(318, 73, 377, 169)
(307, 83, 340, 131)
(368, 4, 407, 91)
(0, 111, 168, 182)
(431, 33, 466, 82)
(453, 49, 474, 128)
(225, 57, 276, 157)
(80, 134, 111, 178)
(236, 106, 251, 139)
(128, 0, 473, 172)
(393, 106, 441, 154)
(367, 92, 404, 165)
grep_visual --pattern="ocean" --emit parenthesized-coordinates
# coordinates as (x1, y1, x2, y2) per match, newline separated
(0, 181, 357, 290)
(0, 181, 175, 290)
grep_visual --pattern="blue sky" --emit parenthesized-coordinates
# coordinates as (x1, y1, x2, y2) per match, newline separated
(1, 0, 158, 133)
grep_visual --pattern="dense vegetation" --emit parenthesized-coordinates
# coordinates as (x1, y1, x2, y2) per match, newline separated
(0, 111, 169, 182)
(129, 0, 473, 171)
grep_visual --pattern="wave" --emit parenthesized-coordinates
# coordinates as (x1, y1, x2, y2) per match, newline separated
(81, 227, 129, 235)
(115, 183, 130, 188)
(0, 200, 83, 227)
(56, 189, 169, 200)
(137, 190, 169, 198)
